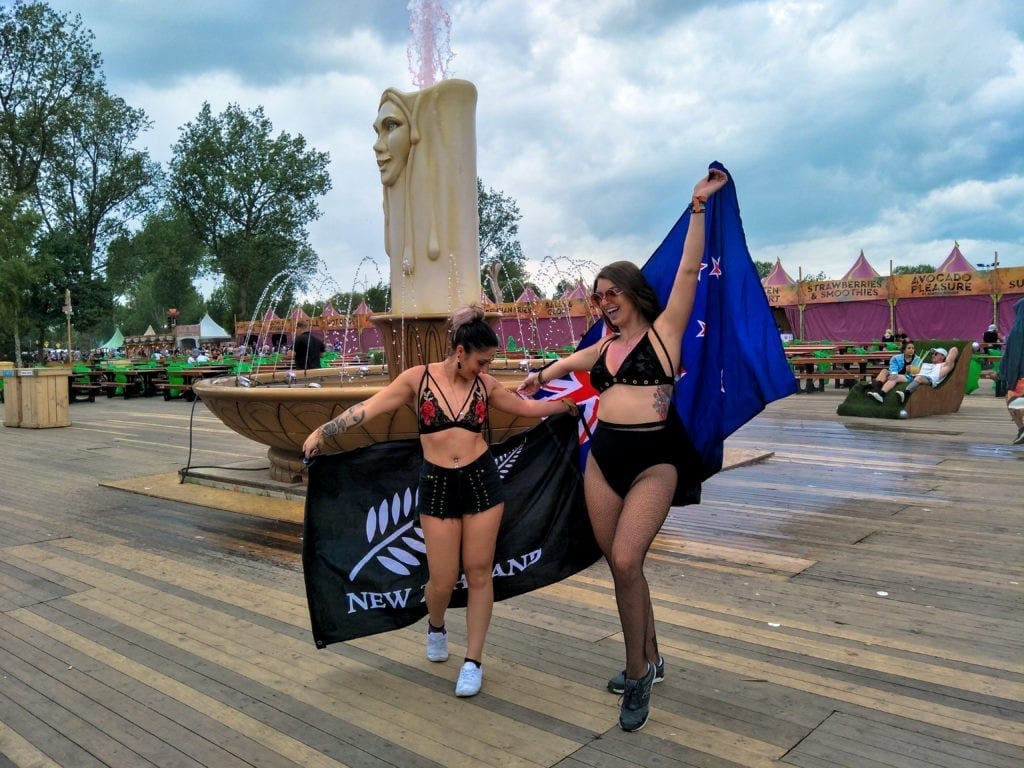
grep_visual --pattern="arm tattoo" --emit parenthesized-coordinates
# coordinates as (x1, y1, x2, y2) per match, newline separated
(652, 385, 672, 420)
(321, 404, 365, 437)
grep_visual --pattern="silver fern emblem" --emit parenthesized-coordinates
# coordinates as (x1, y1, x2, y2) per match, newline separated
(349, 486, 425, 578)
(494, 442, 523, 478)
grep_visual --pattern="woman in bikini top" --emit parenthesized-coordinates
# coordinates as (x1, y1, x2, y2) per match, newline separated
(302, 305, 577, 699)
(516, 167, 728, 732)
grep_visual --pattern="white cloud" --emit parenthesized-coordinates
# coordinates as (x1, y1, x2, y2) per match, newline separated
(45, 0, 1024, 300)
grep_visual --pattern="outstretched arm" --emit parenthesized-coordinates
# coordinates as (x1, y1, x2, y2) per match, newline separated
(487, 377, 578, 418)
(516, 344, 603, 397)
(656, 168, 729, 335)
(302, 368, 417, 459)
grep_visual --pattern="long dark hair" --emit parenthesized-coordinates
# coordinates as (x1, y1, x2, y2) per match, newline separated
(593, 261, 662, 330)
(449, 305, 499, 353)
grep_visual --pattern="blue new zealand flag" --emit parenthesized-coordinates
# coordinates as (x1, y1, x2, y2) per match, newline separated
(538, 162, 796, 479)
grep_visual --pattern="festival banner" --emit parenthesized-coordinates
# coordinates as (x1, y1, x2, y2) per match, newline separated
(995, 266, 1024, 295)
(764, 283, 799, 307)
(891, 271, 993, 297)
(799, 277, 890, 304)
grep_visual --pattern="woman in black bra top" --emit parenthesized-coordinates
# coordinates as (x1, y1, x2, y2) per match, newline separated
(518, 167, 728, 732)
(303, 306, 575, 698)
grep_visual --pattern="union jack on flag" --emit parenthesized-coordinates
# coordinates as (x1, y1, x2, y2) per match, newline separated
(532, 162, 796, 481)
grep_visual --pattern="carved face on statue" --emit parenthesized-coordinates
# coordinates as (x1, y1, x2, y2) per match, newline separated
(373, 99, 412, 187)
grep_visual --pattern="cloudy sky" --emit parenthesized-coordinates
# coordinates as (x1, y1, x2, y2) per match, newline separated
(49, 0, 1024, 294)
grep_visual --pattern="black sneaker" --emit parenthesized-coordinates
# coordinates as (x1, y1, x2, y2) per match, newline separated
(1014, 427, 1024, 446)
(607, 655, 665, 694)
(895, 390, 905, 404)
(618, 661, 656, 732)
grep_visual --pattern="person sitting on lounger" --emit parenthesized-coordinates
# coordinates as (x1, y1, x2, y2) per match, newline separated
(866, 339, 921, 403)
(899, 346, 959, 403)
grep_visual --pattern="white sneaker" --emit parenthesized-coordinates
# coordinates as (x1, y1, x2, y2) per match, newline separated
(426, 628, 448, 662)
(868, 391, 883, 403)
(455, 661, 482, 697)
(1008, 396, 1024, 410)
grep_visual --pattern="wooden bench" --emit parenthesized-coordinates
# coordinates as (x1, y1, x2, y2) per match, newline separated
(795, 367, 884, 392)
(153, 382, 193, 401)
(100, 379, 143, 399)
(68, 382, 102, 403)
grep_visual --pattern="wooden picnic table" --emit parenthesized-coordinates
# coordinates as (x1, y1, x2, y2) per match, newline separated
(100, 367, 170, 399)
(162, 365, 234, 401)
(66, 370, 108, 402)
(789, 353, 890, 393)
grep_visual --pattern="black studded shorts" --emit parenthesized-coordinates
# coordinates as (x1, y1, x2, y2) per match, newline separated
(417, 450, 505, 519)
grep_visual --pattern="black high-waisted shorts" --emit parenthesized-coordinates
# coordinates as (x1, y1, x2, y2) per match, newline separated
(588, 414, 703, 506)
(417, 450, 505, 519)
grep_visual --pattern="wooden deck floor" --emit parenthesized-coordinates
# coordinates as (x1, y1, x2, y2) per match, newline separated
(0, 386, 1020, 767)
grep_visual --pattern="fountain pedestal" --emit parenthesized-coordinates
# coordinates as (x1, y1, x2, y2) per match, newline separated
(371, 313, 450, 382)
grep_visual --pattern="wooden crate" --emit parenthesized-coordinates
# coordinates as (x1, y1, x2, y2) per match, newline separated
(9, 368, 71, 428)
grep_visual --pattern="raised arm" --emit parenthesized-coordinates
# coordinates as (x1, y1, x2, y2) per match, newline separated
(656, 168, 729, 335)
(302, 367, 418, 459)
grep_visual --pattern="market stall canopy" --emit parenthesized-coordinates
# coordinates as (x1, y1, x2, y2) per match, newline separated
(198, 312, 232, 340)
(935, 242, 976, 273)
(841, 250, 881, 280)
(516, 285, 540, 303)
(762, 258, 796, 286)
(99, 328, 124, 350)
(561, 280, 590, 300)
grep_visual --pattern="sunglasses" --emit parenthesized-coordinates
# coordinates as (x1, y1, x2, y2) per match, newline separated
(590, 287, 625, 304)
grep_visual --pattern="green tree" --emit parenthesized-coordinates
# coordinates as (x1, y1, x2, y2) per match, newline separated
(0, 1, 103, 194)
(106, 207, 206, 332)
(799, 270, 829, 282)
(35, 88, 162, 270)
(0, 192, 42, 361)
(168, 102, 332, 320)
(478, 177, 527, 303)
(363, 281, 389, 312)
(893, 264, 935, 275)
(754, 260, 773, 279)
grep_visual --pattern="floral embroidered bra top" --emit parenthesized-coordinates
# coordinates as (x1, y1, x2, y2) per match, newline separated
(589, 327, 676, 392)
(417, 367, 488, 434)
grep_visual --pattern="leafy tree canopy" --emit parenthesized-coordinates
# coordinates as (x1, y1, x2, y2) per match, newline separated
(168, 102, 332, 320)
(478, 177, 527, 303)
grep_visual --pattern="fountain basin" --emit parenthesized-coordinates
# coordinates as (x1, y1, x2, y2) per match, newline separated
(194, 368, 541, 483)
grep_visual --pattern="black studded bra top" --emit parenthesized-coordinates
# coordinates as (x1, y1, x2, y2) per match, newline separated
(417, 367, 488, 434)
(590, 327, 675, 393)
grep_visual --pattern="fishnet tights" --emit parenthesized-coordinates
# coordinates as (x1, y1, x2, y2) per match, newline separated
(585, 455, 676, 680)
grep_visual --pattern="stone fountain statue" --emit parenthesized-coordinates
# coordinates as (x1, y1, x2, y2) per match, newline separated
(195, 79, 537, 483)
(370, 79, 481, 379)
